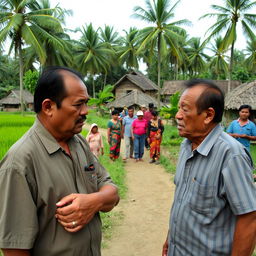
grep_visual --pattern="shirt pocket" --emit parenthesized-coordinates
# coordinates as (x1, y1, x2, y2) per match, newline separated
(82, 170, 98, 193)
(188, 179, 215, 215)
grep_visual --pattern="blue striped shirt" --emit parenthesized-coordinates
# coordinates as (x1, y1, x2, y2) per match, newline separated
(168, 124, 256, 256)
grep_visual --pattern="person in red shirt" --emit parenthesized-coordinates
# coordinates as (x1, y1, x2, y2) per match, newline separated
(131, 110, 148, 162)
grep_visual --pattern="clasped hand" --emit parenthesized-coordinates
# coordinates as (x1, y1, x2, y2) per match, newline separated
(55, 193, 101, 233)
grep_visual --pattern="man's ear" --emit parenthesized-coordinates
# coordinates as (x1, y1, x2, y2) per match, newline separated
(41, 99, 56, 117)
(204, 107, 215, 124)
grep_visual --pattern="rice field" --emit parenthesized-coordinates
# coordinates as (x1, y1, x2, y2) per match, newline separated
(0, 113, 35, 160)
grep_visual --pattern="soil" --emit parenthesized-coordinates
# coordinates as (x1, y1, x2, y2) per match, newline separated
(84, 124, 175, 256)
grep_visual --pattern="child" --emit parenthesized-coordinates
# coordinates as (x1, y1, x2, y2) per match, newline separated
(86, 123, 104, 157)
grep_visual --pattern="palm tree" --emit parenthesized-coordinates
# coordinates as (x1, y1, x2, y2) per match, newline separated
(244, 36, 256, 72)
(88, 84, 114, 116)
(118, 27, 141, 71)
(74, 23, 114, 97)
(186, 37, 209, 77)
(208, 36, 229, 79)
(99, 25, 121, 87)
(200, 0, 256, 91)
(132, 0, 190, 107)
(0, 0, 64, 113)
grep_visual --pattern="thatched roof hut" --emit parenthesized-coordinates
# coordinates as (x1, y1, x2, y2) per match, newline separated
(106, 90, 164, 109)
(114, 70, 158, 92)
(0, 89, 33, 111)
(225, 81, 256, 110)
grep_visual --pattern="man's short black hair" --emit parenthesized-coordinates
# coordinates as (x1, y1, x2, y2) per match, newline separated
(128, 106, 134, 110)
(34, 66, 84, 113)
(184, 79, 224, 123)
(238, 104, 252, 112)
(149, 103, 154, 108)
(151, 110, 158, 116)
(112, 109, 119, 115)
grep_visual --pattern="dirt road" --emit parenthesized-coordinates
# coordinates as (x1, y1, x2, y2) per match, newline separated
(84, 123, 175, 256)
(102, 151, 175, 256)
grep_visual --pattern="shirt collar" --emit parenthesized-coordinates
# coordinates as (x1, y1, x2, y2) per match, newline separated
(34, 118, 78, 155)
(183, 124, 223, 157)
(237, 118, 249, 125)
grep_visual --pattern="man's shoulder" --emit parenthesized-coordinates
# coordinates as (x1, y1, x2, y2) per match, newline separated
(0, 127, 37, 170)
(218, 130, 247, 154)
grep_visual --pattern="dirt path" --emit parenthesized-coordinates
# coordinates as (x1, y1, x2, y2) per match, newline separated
(84, 124, 176, 256)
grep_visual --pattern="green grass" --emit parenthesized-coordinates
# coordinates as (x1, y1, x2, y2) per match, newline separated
(86, 109, 110, 129)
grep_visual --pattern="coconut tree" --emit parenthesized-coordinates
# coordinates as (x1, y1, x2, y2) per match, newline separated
(88, 84, 114, 116)
(200, 0, 256, 91)
(0, 0, 64, 113)
(117, 27, 141, 71)
(132, 0, 190, 107)
(208, 36, 229, 79)
(244, 36, 256, 72)
(74, 23, 114, 97)
(186, 37, 209, 77)
(99, 25, 121, 87)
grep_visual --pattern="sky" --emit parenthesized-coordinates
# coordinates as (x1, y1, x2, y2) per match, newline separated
(50, 0, 254, 50)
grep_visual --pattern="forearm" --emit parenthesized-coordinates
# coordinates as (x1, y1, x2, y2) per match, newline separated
(245, 135, 256, 141)
(2, 249, 31, 256)
(231, 211, 256, 256)
(97, 185, 119, 212)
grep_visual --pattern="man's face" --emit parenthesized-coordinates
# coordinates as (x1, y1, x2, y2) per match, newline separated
(51, 73, 89, 138)
(128, 109, 134, 117)
(175, 86, 207, 140)
(239, 108, 250, 121)
(138, 115, 143, 120)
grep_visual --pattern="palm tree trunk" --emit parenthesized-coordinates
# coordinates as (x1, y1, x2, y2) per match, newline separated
(18, 41, 24, 115)
(228, 42, 235, 93)
(104, 73, 107, 88)
(92, 76, 95, 98)
(157, 35, 161, 109)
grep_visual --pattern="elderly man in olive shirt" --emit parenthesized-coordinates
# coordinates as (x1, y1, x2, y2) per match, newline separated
(0, 67, 119, 256)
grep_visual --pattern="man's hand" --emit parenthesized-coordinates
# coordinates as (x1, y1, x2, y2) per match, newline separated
(55, 193, 101, 233)
(55, 186, 119, 233)
(162, 239, 169, 256)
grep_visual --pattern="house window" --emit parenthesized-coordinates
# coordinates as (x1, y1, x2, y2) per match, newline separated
(126, 90, 132, 94)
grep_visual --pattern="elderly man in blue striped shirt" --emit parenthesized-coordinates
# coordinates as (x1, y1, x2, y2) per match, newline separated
(162, 79, 256, 256)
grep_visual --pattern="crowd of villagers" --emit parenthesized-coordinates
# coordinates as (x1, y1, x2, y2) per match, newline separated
(86, 103, 164, 163)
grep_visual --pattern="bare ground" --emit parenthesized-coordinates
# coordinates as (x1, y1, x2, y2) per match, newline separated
(84, 124, 175, 256)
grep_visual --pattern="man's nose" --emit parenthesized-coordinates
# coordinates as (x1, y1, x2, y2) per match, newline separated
(80, 103, 88, 115)
(175, 109, 182, 120)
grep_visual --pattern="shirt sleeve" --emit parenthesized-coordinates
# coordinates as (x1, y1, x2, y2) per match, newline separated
(250, 122, 256, 136)
(107, 121, 112, 129)
(222, 153, 256, 215)
(226, 122, 234, 133)
(0, 166, 38, 249)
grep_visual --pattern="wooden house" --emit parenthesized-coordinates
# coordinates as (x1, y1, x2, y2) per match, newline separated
(108, 70, 163, 109)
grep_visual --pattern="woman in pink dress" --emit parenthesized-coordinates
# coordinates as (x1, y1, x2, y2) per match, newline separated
(86, 123, 104, 157)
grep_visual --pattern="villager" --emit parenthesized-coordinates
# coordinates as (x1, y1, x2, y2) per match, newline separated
(162, 79, 256, 256)
(226, 104, 256, 152)
(86, 123, 104, 157)
(147, 111, 164, 164)
(121, 106, 136, 161)
(0, 66, 119, 256)
(107, 109, 122, 160)
(131, 110, 148, 162)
